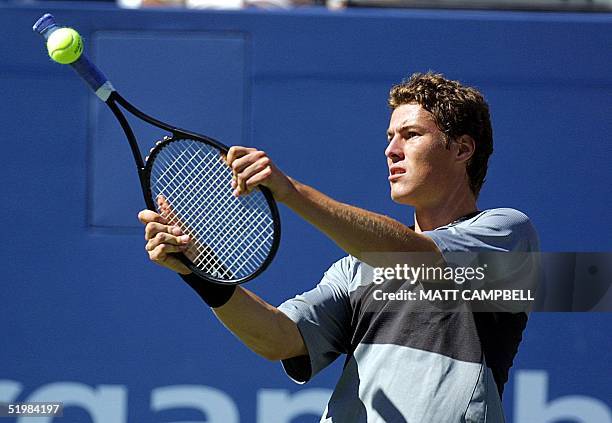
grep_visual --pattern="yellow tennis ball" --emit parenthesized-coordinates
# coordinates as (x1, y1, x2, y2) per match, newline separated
(47, 27, 83, 64)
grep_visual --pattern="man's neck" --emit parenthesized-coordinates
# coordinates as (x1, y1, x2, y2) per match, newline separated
(413, 188, 478, 233)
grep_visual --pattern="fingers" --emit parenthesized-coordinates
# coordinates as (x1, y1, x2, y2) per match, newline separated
(226, 146, 257, 167)
(146, 232, 190, 251)
(148, 241, 187, 258)
(139, 200, 193, 275)
(244, 165, 273, 193)
(144, 222, 183, 241)
(138, 209, 167, 225)
(233, 156, 272, 195)
(227, 147, 275, 196)
(148, 244, 192, 274)
(228, 146, 261, 195)
(146, 231, 192, 274)
(230, 150, 266, 174)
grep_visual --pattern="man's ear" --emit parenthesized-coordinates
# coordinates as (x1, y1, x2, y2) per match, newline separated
(455, 134, 475, 163)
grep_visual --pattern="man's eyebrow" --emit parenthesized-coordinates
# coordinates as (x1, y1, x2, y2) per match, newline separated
(387, 122, 428, 137)
(398, 122, 428, 132)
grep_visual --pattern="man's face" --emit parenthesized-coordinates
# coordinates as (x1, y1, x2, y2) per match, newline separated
(385, 103, 458, 207)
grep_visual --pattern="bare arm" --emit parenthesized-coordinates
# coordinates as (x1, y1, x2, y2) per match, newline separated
(213, 287, 307, 361)
(226, 146, 440, 264)
(138, 208, 307, 361)
(283, 179, 438, 259)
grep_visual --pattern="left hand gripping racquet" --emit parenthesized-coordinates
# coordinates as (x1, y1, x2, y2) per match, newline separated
(33, 14, 281, 285)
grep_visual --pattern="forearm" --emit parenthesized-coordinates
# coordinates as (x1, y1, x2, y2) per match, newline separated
(226, 146, 439, 261)
(282, 179, 439, 261)
(212, 286, 307, 361)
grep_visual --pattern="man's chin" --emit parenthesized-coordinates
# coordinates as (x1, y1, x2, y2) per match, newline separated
(390, 189, 416, 206)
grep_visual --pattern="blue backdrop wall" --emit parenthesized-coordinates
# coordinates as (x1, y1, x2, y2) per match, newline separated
(1, 4, 611, 422)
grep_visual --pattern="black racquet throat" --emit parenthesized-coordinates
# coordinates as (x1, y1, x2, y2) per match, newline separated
(33, 14, 281, 285)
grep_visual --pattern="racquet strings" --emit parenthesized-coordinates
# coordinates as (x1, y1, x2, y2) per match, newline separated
(148, 139, 276, 281)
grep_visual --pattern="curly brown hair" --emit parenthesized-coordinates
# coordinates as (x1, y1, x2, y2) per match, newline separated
(388, 72, 493, 197)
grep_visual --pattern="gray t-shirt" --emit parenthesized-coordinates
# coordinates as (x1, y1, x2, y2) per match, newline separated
(277, 208, 540, 423)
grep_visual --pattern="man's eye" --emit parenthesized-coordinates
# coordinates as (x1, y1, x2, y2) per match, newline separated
(406, 131, 419, 139)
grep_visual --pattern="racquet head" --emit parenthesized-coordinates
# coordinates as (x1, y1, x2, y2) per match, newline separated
(143, 135, 281, 285)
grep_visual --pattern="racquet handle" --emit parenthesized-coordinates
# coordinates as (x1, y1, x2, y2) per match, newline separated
(33, 14, 116, 102)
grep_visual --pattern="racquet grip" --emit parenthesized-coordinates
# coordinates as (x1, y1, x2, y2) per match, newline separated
(33, 14, 115, 102)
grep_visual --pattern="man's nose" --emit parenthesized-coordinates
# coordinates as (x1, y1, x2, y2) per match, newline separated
(385, 136, 404, 163)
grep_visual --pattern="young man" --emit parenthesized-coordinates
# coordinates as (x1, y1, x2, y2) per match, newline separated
(138, 72, 539, 422)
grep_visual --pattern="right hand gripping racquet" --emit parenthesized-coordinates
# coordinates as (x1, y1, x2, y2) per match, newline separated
(33, 14, 281, 285)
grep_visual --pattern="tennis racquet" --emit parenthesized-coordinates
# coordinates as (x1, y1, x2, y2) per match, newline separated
(33, 14, 281, 285)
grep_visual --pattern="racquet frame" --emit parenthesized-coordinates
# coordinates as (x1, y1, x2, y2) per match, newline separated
(33, 14, 281, 285)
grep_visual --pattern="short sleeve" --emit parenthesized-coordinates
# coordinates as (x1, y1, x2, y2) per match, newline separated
(423, 208, 541, 312)
(277, 256, 354, 383)
(423, 208, 539, 255)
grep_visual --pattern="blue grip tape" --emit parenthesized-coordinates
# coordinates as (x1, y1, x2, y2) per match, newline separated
(33, 13, 114, 101)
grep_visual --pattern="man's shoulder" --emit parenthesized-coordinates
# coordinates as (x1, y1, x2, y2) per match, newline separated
(478, 207, 530, 219)
(474, 207, 535, 230)
(471, 208, 532, 226)
(425, 207, 539, 253)
(469, 207, 539, 251)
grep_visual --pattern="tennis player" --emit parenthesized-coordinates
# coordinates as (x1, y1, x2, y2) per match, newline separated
(138, 72, 539, 422)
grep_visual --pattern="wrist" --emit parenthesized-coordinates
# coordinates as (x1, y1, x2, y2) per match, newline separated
(278, 177, 302, 207)
(179, 273, 236, 308)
